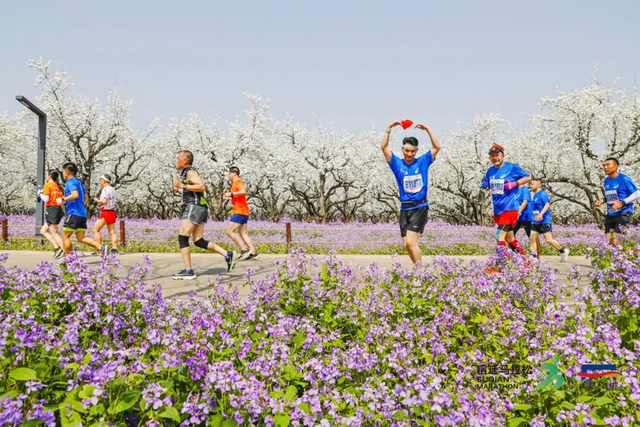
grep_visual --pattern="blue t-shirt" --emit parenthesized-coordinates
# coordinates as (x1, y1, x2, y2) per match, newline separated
(481, 162, 530, 215)
(388, 152, 435, 210)
(531, 190, 552, 225)
(64, 177, 87, 217)
(517, 186, 534, 222)
(604, 173, 638, 216)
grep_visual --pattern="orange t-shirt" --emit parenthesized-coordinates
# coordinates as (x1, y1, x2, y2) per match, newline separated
(42, 182, 63, 207)
(230, 179, 249, 216)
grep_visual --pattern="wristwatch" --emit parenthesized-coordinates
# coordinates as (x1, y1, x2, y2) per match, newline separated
(385, 129, 391, 134)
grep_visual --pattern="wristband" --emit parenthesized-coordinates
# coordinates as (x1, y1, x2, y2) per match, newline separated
(385, 129, 391, 134)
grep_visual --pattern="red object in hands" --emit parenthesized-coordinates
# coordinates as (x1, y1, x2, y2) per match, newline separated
(504, 181, 518, 191)
(400, 119, 413, 130)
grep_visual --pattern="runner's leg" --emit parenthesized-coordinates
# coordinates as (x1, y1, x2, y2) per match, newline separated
(179, 220, 197, 270)
(93, 218, 106, 246)
(238, 223, 256, 253)
(50, 224, 63, 248)
(542, 231, 563, 251)
(62, 231, 74, 255)
(192, 224, 227, 257)
(77, 230, 101, 251)
(403, 230, 422, 263)
(106, 223, 118, 249)
(226, 221, 248, 251)
(41, 223, 58, 249)
(530, 231, 540, 256)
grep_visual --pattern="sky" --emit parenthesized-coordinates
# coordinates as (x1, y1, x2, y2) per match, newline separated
(1, 0, 639, 138)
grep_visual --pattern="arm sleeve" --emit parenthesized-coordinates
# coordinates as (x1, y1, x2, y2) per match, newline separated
(43, 184, 51, 196)
(524, 187, 532, 202)
(623, 190, 640, 204)
(542, 192, 551, 205)
(66, 180, 79, 194)
(513, 165, 530, 180)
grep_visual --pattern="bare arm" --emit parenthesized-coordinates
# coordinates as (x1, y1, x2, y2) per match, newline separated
(540, 202, 551, 216)
(381, 121, 402, 163)
(175, 170, 207, 193)
(517, 176, 531, 186)
(415, 124, 441, 159)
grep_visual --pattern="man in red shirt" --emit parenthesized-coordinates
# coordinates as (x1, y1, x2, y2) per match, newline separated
(224, 166, 259, 260)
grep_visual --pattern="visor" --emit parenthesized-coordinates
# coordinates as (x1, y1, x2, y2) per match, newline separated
(100, 175, 111, 183)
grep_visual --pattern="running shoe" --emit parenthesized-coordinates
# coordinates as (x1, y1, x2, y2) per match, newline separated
(172, 270, 197, 280)
(560, 248, 569, 263)
(53, 248, 64, 259)
(110, 248, 119, 255)
(484, 267, 501, 275)
(226, 251, 238, 272)
(239, 250, 251, 261)
(247, 252, 260, 260)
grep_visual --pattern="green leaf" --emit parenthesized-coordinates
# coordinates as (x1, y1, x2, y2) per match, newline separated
(513, 404, 532, 411)
(293, 333, 306, 350)
(78, 385, 98, 400)
(81, 353, 92, 365)
(274, 413, 291, 427)
(34, 363, 49, 379)
(560, 402, 576, 410)
(509, 417, 527, 427)
(321, 264, 329, 282)
(208, 414, 225, 427)
(284, 385, 297, 402)
(577, 395, 593, 403)
(393, 410, 408, 421)
(89, 403, 104, 416)
(158, 406, 181, 422)
(269, 391, 285, 399)
(108, 390, 140, 414)
(298, 402, 312, 415)
(221, 420, 239, 427)
(9, 367, 37, 381)
(592, 397, 612, 406)
(71, 401, 88, 414)
(23, 420, 44, 427)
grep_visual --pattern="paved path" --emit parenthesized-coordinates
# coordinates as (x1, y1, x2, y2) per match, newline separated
(2, 251, 593, 304)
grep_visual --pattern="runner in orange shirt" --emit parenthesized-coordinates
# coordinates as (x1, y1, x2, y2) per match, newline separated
(37, 170, 65, 259)
(223, 166, 259, 260)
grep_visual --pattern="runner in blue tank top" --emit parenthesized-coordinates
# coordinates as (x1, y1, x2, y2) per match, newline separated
(381, 120, 441, 264)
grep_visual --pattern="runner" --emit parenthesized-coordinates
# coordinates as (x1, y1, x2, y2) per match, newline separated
(59, 162, 102, 257)
(223, 166, 259, 260)
(512, 183, 540, 256)
(594, 157, 640, 238)
(529, 178, 568, 262)
(172, 150, 238, 280)
(92, 174, 119, 255)
(37, 170, 64, 259)
(381, 120, 440, 264)
(481, 143, 531, 257)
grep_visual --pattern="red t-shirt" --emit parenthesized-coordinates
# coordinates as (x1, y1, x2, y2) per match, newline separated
(230, 179, 249, 216)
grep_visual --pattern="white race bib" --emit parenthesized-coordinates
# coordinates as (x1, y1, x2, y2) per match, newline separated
(533, 210, 540, 216)
(403, 174, 424, 193)
(490, 178, 505, 195)
(605, 189, 619, 203)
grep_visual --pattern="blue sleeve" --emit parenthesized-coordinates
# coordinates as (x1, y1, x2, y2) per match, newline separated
(481, 171, 489, 189)
(524, 187, 532, 202)
(626, 175, 639, 193)
(542, 192, 550, 205)
(512, 164, 530, 181)
(66, 179, 79, 194)
(422, 153, 434, 169)
(388, 153, 400, 174)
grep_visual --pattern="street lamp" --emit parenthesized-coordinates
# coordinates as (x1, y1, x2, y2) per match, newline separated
(15, 95, 47, 241)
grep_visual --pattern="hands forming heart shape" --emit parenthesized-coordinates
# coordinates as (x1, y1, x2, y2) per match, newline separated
(400, 119, 413, 130)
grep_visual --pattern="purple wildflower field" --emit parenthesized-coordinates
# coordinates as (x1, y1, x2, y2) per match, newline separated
(0, 230, 639, 425)
(1, 215, 603, 255)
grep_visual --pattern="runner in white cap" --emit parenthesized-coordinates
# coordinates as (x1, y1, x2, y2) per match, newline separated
(92, 174, 119, 255)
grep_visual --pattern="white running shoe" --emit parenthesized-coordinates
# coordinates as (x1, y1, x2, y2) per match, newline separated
(560, 248, 569, 263)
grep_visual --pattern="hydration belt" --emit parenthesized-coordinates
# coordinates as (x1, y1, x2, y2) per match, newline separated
(401, 198, 428, 209)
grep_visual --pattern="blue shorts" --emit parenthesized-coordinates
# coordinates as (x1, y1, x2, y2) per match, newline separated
(230, 214, 249, 225)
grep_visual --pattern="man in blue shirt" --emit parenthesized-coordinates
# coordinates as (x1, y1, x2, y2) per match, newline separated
(594, 157, 640, 237)
(481, 143, 531, 255)
(529, 178, 568, 262)
(513, 184, 533, 239)
(381, 120, 441, 264)
(59, 162, 102, 257)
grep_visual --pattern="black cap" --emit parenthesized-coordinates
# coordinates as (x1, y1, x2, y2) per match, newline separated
(402, 136, 419, 147)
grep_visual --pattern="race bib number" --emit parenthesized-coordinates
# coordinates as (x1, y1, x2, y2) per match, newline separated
(490, 178, 505, 195)
(403, 174, 424, 194)
(533, 210, 540, 216)
(605, 190, 619, 203)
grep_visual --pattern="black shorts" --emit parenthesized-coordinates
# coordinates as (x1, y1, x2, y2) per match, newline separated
(604, 213, 632, 234)
(63, 214, 87, 232)
(399, 206, 429, 238)
(513, 221, 532, 238)
(531, 223, 552, 235)
(45, 206, 63, 225)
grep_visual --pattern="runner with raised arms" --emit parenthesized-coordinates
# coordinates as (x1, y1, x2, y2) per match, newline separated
(381, 120, 440, 264)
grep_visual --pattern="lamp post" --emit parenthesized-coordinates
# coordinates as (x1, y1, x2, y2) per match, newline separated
(15, 96, 47, 241)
